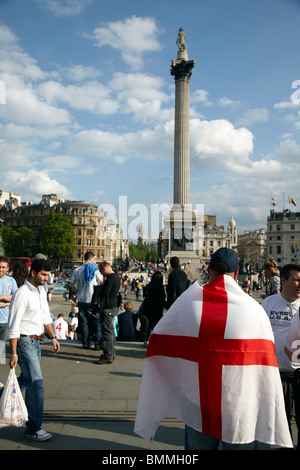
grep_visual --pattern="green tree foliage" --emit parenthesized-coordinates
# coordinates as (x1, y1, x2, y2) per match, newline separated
(41, 212, 75, 267)
(129, 243, 157, 263)
(0, 226, 37, 256)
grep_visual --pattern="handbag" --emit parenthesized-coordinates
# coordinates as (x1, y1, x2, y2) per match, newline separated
(0, 368, 28, 428)
(90, 285, 105, 314)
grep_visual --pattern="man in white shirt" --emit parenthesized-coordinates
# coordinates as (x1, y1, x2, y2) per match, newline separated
(262, 263, 300, 449)
(8, 258, 60, 442)
(70, 251, 102, 349)
(52, 314, 69, 340)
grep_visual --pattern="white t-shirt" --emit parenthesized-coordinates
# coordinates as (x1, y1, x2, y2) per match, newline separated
(70, 316, 78, 331)
(52, 317, 69, 340)
(262, 293, 300, 371)
(285, 309, 300, 367)
(70, 264, 102, 303)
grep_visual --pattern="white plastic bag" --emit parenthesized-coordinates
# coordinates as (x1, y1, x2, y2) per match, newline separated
(0, 368, 28, 428)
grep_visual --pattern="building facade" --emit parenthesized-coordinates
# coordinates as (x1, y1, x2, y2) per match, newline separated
(266, 209, 300, 267)
(236, 228, 267, 271)
(0, 192, 129, 269)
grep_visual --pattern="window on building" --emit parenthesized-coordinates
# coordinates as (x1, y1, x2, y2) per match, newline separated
(277, 245, 281, 254)
(291, 224, 295, 230)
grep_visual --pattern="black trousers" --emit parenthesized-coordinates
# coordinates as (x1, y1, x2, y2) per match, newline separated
(281, 369, 300, 449)
(100, 308, 117, 360)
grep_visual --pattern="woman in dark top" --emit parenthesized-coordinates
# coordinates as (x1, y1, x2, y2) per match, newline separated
(142, 271, 166, 332)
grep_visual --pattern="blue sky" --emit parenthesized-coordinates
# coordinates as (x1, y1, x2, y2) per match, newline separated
(1, 0, 300, 240)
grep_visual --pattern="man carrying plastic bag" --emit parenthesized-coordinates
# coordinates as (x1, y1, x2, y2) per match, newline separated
(6, 258, 60, 442)
(0, 367, 28, 428)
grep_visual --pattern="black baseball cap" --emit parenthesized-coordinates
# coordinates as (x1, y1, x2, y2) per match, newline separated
(209, 248, 239, 273)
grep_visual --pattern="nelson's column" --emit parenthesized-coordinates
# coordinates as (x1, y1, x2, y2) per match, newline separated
(162, 28, 203, 267)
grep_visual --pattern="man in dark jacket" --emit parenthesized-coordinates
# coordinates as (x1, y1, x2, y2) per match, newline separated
(95, 261, 120, 364)
(166, 256, 189, 309)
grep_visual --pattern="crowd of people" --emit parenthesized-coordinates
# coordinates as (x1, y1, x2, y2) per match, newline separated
(0, 249, 300, 449)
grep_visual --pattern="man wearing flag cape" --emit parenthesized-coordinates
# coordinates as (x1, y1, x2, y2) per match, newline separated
(134, 248, 293, 449)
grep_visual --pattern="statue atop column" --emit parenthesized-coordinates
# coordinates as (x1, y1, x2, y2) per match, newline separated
(171, 28, 194, 80)
(177, 28, 186, 49)
(176, 28, 188, 60)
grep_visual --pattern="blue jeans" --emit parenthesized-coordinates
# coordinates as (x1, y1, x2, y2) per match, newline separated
(17, 336, 44, 434)
(78, 302, 92, 348)
(185, 425, 258, 450)
(0, 323, 7, 364)
(88, 310, 102, 349)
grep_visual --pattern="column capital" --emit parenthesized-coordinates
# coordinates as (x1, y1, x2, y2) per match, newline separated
(170, 59, 195, 81)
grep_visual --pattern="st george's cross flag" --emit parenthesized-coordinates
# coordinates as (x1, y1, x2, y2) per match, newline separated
(134, 275, 293, 447)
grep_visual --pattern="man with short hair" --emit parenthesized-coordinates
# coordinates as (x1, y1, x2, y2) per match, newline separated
(52, 314, 69, 340)
(135, 248, 292, 449)
(70, 251, 102, 349)
(166, 256, 189, 309)
(8, 258, 60, 442)
(95, 261, 120, 364)
(262, 263, 300, 448)
(0, 256, 18, 368)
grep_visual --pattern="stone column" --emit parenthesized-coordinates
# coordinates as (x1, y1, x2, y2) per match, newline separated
(171, 31, 195, 206)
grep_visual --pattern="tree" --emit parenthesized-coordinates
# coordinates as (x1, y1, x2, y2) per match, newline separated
(128, 243, 157, 263)
(41, 212, 75, 269)
(0, 226, 37, 256)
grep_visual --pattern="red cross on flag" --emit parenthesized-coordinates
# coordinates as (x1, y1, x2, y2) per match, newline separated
(134, 275, 293, 448)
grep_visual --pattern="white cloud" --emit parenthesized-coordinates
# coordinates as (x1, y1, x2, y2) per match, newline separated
(62, 64, 102, 82)
(236, 108, 270, 126)
(0, 25, 47, 81)
(192, 89, 212, 106)
(219, 97, 234, 106)
(38, 80, 119, 115)
(0, 27, 72, 126)
(0, 77, 71, 126)
(1, 170, 72, 202)
(190, 118, 254, 169)
(31, 0, 93, 17)
(110, 72, 171, 122)
(69, 121, 174, 161)
(0, 138, 33, 168)
(275, 138, 300, 163)
(90, 16, 162, 69)
(43, 155, 81, 170)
